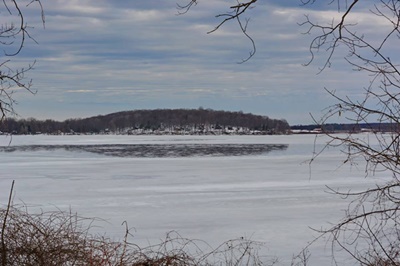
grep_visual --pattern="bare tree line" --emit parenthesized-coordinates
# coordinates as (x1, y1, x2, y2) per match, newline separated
(0, 108, 290, 134)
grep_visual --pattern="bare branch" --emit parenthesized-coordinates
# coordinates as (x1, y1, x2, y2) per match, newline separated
(178, 0, 258, 62)
(0, 0, 44, 119)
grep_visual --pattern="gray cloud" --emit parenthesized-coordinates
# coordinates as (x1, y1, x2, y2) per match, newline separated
(8, 0, 392, 124)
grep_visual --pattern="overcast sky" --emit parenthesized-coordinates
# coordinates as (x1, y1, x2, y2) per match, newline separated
(5, 0, 387, 125)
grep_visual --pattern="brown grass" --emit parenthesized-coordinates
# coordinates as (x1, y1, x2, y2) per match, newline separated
(0, 204, 274, 266)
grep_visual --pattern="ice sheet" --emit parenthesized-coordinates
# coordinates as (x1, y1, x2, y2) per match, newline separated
(0, 134, 391, 265)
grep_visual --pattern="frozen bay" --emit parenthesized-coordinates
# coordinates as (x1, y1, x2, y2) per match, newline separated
(0, 134, 390, 264)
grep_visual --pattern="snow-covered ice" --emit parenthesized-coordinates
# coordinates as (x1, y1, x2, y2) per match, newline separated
(0, 134, 391, 265)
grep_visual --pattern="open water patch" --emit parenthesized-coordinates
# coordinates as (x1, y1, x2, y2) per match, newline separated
(0, 144, 288, 158)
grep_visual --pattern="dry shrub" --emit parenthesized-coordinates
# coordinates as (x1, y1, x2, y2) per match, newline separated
(0, 206, 127, 266)
(0, 205, 274, 266)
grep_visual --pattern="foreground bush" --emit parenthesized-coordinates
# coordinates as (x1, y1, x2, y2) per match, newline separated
(0, 205, 271, 266)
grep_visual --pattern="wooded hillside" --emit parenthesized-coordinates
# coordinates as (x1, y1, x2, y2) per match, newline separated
(0, 109, 290, 135)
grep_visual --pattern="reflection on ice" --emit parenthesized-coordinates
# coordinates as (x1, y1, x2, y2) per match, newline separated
(0, 143, 288, 157)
